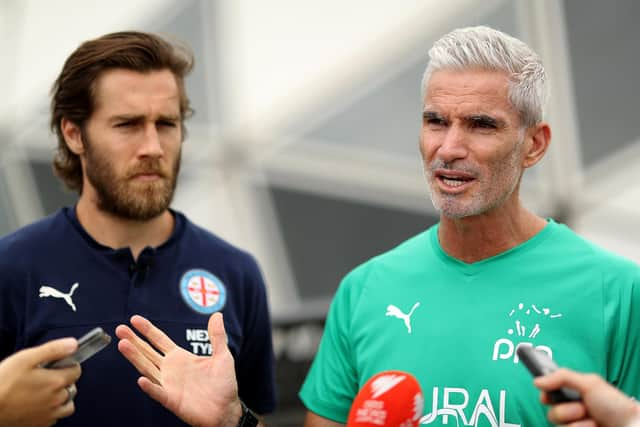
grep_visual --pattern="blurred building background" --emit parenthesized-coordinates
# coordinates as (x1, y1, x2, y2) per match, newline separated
(1, 0, 639, 425)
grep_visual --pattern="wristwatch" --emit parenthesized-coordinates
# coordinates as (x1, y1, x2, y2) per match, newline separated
(237, 400, 259, 427)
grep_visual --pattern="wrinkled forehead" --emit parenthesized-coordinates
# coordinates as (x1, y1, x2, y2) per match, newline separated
(92, 68, 181, 114)
(424, 69, 519, 119)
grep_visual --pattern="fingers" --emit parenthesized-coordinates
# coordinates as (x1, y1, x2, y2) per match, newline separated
(49, 383, 78, 406)
(138, 376, 169, 407)
(56, 363, 82, 388)
(560, 420, 597, 427)
(534, 368, 598, 394)
(546, 401, 588, 424)
(52, 396, 76, 420)
(129, 315, 176, 354)
(534, 368, 578, 389)
(115, 324, 163, 368)
(19, 337, 78, 367)
(117, 336, 162, 385)
(65, 384, 78, 403)
(208, 312, 228, 356)
(115, 316, 179, 386)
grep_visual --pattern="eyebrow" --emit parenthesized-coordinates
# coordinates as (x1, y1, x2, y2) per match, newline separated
(109, 114, 181, 123)
(156, 115, 181, 122)
(423, 111, 443, 120)
(465, 114, 506, 129)
(422, 110, 507, 128)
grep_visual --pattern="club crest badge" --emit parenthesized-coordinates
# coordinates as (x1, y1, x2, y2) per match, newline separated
(180, 269, 226, 314)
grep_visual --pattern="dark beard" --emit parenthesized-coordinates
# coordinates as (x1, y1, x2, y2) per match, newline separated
(83, 133, 181, 221)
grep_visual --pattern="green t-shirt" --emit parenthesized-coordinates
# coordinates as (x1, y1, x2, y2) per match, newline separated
(300, 220, 640, 426)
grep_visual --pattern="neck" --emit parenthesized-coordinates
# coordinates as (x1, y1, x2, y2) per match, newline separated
(437, 198, 547, 263)
(75, 195, 174, 260)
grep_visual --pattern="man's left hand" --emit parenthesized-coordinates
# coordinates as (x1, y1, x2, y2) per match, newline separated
(116, 313, 243, 427)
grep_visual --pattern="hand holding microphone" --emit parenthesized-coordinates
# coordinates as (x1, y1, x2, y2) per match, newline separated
(0, 338, 81, 427)
(347, 370, 423, 427)
(534, 369, 640, 427)
(518, 347, 640, 427)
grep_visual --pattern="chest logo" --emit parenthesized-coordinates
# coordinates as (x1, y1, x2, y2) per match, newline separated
(386, 302, 420, 334)
(492, 302, 564, 363)
(39, 282, 79, 312)
(180, 269, 227, 315)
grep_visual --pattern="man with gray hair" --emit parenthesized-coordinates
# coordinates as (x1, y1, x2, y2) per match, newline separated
(298, 25, 640, 426)
(115, 26, 640, 427)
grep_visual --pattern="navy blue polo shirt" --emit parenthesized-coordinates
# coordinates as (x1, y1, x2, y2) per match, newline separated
(0, 207, 276, 426)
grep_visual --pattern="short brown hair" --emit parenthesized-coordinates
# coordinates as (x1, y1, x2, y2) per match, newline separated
(50, 31, 194, 192)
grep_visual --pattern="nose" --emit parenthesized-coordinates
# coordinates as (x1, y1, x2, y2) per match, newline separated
(138, 123, 164, 158)
(437, 125, 468, 163)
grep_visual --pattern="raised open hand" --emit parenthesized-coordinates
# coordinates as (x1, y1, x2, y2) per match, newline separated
(116, 313, 243, 427)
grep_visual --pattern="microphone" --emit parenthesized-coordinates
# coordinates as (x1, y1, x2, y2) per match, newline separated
(347, 370, 424, 427)
(129, 259, 153, 274)
(130, 248, 156, 271)
(129, 250, 155, 284)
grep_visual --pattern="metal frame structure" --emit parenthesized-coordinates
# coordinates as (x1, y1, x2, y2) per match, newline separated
(1, 0, 639, 323)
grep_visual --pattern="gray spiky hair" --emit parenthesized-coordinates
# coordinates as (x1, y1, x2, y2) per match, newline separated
(422, 26, 548, 128)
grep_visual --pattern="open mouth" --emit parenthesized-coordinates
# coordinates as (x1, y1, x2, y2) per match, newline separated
(435, 170, 475, 190)
(441, 176, 469, 187)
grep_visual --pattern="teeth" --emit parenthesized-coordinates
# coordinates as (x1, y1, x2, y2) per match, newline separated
(442, 178, 466, 187)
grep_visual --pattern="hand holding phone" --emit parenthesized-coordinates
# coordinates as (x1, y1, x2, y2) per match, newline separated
(44, 327, 111, 369)
(516, 345, 581, 403)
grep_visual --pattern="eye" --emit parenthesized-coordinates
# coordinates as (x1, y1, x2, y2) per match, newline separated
(470, 116, 498, 130)
(423, 113, 447, 129)
(474, 121, 496, 129)
(157, 120, 177, 128)
(115, 121, 134, 128)
(427, 118, 446, 126)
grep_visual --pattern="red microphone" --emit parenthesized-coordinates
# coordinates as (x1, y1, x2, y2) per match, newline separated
(347, 370, 424, 427)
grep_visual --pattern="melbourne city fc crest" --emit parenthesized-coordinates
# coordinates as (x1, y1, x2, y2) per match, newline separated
(180, 269, 227, 315)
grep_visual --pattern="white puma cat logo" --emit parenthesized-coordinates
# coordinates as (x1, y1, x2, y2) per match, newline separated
(386, 302, 420, 334)
(39, 283, 79, 312)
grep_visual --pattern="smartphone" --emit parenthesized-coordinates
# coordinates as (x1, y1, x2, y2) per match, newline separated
(44, 327, 112, 369)
(516, 345, 581, 403)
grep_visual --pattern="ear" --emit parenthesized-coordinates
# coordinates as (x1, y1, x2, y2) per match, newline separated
(522, 122, 551, 169)
(60, 118, 86, 155)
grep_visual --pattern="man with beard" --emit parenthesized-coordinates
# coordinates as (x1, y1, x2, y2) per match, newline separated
(104, 26, 640, 427)
(0, 31, 275, 427)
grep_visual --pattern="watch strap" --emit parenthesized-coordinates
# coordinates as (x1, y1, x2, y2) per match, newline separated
(237, 400, 259, 427)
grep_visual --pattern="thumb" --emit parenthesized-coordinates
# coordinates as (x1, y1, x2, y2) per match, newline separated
(19, 337, 78, 367)
(208, 312, 229, 357)
(534, 368, 596, 395)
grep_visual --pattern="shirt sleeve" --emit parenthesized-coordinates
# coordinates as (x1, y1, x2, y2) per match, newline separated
(235, 255, 277, 415)
(298, 268, 365, 423)
(605, 262, 640, 399)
